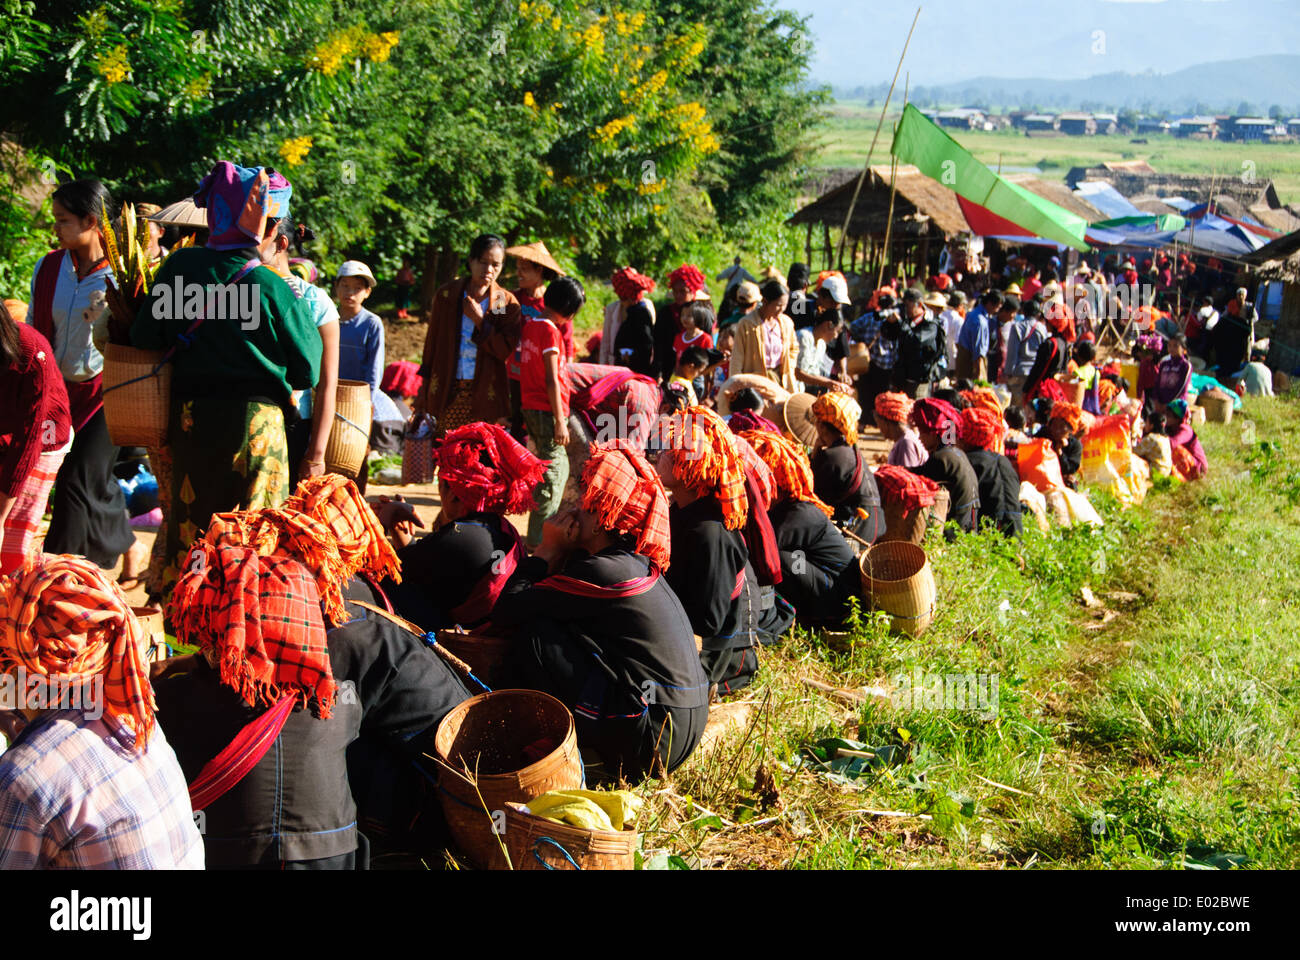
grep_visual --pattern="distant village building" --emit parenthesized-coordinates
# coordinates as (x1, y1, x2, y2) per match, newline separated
(1021, 114, 1058, 132)
(934, 108, 985, 130)
(1227, 117, 1281, 141)
(1093, 113, 1119, 134)
(1058, 113, 1098, 136)
(1288, 119, 1300, 138)
(1173, 116, 1217, 139)
(1136, 118, 1172, 135)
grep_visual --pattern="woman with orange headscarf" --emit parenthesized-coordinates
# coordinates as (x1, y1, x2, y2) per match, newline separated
(741, 430, 857, 626)
(809, 392, 887, 543)
(494, 441, 709, 783)
(655, 407, 787, 695)
(0, 555, 203, 868)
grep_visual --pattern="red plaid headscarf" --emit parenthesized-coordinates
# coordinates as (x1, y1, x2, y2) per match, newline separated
(0, 555, 155, 749)
(958, 406, 1006, 453)
(437, 422, 548, 515)
(1032, 377, 1067, 403)
(874, 465, 941, 513)
(812, 392, 861, 444)
(1050, 402, 1086, 435)
(170, 542, 337, 719)
(205, 507, 351, 626)
(667, 263, 707, 294)
(740, 430, 833, 517)
(580, 441, 672, 570)
(874, 391, 913, 425)
(611, 266, 656, 301)
(282, 475, 401, 586)
(911, 398, 959, 441)
(662, 406, 749, 530)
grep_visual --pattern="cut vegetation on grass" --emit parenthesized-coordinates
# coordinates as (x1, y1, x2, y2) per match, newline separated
(631, 394, 1300, 869)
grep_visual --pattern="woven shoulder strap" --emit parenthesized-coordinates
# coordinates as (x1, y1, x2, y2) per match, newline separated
(348, 600, 479, 684)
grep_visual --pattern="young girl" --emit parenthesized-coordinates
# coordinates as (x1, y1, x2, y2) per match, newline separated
(873, 391, 927, 468)
(29, 179, 144, 578)
(1164, 398, 1208, 481)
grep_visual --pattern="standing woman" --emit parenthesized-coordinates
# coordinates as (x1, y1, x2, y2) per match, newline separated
(417, 235, 520, 436)
(733, 280, 799, 394)
(601, 266, 657, 373)
(507, 242, 564, 438)
(28, 179, 143, 576)
(0, 302, 71, 575)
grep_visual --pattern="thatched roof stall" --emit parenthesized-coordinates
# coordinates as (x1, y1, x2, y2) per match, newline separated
(788, 164, 969, 276)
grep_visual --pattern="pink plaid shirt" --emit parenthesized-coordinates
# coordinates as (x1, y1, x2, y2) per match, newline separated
(0, 709, 204, 869)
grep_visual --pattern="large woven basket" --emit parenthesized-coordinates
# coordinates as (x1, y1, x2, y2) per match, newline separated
(435, 628, 513, 688)
(1197, 389, 1233, 424)
(323, 380, 372, 476)
(432, 689, 583, 869)
(859, 540, 937, 637)
(502, 801, 637, 871)
(102, 344, 170, 448)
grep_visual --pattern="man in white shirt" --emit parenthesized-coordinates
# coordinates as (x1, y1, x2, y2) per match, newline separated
(716, 256, 756, 297)
(938, 292, 967, 376)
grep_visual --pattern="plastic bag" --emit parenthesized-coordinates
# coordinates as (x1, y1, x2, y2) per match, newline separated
(1017, 439, 1066, 493)
(1133, 433, 1173, 478)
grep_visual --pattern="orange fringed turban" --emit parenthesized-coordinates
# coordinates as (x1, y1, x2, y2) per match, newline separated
(662, 406, 749, 530)
(580, 441, 672, 570)
(739, 429, 833, 517)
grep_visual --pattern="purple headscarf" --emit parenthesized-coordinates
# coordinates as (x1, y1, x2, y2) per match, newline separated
(727, 409, 781, 435)
(193, 161, 292, 250)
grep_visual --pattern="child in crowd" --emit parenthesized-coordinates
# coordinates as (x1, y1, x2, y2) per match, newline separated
(674, 301, 715, 399)
(1003, 405, 1032, 449)
(711, 322, 736, 401)
(335, 260, 384, 394)
(873, 391, 927, 468)
(395, 254, 416, 320)
(669, 346, 710, 407)
(907, 398, 980, 534)
(520, 276, 586, 547)
(1044, 402, 1085, 487)
(1164, 398, 1208, 480)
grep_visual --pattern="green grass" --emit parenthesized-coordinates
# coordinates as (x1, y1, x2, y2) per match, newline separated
(632, 392, 1300, 869)
(814, 102, 1300, 205)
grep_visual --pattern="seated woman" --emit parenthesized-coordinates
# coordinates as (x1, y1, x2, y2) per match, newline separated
(741, 430, 857, 626)
(955, 406, 1023, 537)
(158, 542, 362, 869)
(873, 391, 927, 468)
(657, 407, 788, 695)
(809, 392, 886, 543)
(379, 423, 545, 631)
(494, 442, 709, 783)
(1163, 399, 1208, 481)
(1043, 402, 1086, 487)
(908, 398, 980, 533)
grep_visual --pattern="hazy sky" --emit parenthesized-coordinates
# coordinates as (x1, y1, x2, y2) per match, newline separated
(787, 0, 1300, 87)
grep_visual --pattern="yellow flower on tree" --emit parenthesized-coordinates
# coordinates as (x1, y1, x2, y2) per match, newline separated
(309, 24, 365, 76)
(94, 44, 131, 84)
(524, 90, 538, 112)
(361, 31, 400, 63)
(278, 135, 314, 167)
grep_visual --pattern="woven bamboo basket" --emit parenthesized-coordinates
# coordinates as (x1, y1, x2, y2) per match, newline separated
(435, 628, 512, 688)
(502, 801, 636, 871)
(858, 540, 937, 637)
(1197, 390, 1234, 424)
(323, 380, 372, 476)
(432, 689, 583, 869)
(878, 487, 950, 545)
(1060, 376, 1086, 406)
(102, 344, 170, 448)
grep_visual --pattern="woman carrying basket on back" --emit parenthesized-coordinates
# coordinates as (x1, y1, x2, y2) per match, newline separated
(130, 161, 321, 596)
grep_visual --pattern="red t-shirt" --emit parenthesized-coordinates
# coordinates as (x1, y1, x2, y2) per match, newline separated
(520, 316, 569, 416)
(672, 328, 714, 362)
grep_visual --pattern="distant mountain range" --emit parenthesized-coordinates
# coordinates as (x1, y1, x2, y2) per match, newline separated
(830, 55, 1300, 117)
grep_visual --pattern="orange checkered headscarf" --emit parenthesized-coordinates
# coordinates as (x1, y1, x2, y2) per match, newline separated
(731, 432, 777, 508)
(812, 392, 861, 444)
(283, 475, 401, 586)
(170, 542, 336, 719)
(437, 422, 547, 515)
(958, 406, 1006, 453)
(1050, 402, 1085, 435)
(960, 388, 1003, 416)
(662, 406, 749, 530)
(874, 391, 913, 425)
(0, 555, 155, 749)
(1097, 379, 1121, 411)
(205, 508, 352, 626)
(740, 430, 833, 517)
(580, 441, 672, 570)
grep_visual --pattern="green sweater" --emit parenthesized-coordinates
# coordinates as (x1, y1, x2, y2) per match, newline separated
(131, 247, 321, 405)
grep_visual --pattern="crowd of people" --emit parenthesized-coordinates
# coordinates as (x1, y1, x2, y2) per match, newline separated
(0, 161, 1274, 869)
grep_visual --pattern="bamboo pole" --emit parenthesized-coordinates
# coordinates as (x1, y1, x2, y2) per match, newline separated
(835, 6, 922, 266)
(875, 156, 901, 289)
